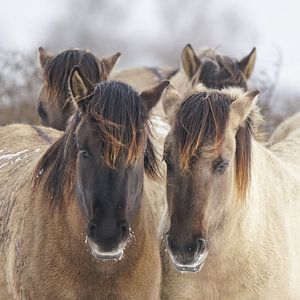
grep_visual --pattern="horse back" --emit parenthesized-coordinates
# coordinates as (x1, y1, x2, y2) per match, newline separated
(0, 124, 61, 297)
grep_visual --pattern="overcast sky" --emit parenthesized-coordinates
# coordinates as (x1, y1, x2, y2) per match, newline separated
(0, 0, 299, 88)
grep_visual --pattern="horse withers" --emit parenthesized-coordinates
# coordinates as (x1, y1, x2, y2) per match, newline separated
(0, 70, 169, 299)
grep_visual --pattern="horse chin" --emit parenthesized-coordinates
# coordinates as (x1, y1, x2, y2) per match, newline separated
(87, 238, 126, 261)
(169, 248, 209, 273)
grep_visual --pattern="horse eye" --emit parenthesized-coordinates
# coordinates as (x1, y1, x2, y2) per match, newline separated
(214, 160, 229, 174)
(38, 104, 47, 120)
(79, 149, 89, 159)
(163, 155, 174, 173)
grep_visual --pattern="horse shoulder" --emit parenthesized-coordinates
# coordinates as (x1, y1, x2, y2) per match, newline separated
(0, 124, 61, 297)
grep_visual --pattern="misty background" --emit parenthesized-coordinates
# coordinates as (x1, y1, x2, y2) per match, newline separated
(0, 0, 299, 131)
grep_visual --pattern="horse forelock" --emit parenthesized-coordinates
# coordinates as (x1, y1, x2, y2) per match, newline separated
(86, 82, 158, 175)
(174, 92, 231, 170)
(32, 81, 160, 208)
(173, 90, 254, 200)
(44, 49, 101, 105)
(195, 49, 247, 90)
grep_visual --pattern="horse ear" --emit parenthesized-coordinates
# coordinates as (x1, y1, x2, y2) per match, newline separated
(181, 44, 201, 79)
(161, 85, 182, 124)
(238, 47, 256, 79)
(101, 52, 121, 76)
(68, 66, 94, 110)
(38, 47, 53, 69)
(231, 89, 260, 124)
(140, 80, 170, 113)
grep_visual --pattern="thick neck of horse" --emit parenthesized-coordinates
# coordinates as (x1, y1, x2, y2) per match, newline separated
(212, 137, 299, 255)
(170, 70, 194, 98)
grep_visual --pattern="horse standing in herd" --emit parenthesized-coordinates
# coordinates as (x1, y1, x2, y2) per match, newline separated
(160, 84, 300, 299)
(37, 45, 256, 131)
(0, 67, 169, 298)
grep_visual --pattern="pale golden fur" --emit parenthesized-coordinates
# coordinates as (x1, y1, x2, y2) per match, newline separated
(0, 124, 165, 299)
(112, 67, 175, 120)
(269, 110, 300, 143)
(160, 86, 300, 299)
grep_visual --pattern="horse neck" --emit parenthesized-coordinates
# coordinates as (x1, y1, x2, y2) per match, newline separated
(223, 138, 293, 245)
(170, 69, 193, 97)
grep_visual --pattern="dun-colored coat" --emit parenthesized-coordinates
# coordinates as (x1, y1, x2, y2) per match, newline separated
(160, 85, 300, 299)
(0, 76, 169, 299)
(269, 110, 300, 143)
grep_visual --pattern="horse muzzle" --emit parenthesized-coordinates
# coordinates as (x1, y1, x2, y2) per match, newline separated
(165, 234, 209, 273)
(87, 237, 127, 261)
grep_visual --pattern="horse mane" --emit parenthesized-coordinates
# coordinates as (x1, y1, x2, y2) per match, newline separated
(174, 90, 255, 200)
(33, 81, 159, 207)
(43, 49, 103, 106)
(195, 48, 247, 90)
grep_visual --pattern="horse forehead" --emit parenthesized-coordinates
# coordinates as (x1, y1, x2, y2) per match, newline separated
(76, 119, 99, 145)
(77, 117, 96, 133)
(197, 48, 218, 58)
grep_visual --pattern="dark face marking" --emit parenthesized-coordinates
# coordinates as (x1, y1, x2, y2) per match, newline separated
(162, 90, 251, 272)
(75, 119, 144, 253)
(162, 87, 256, 272)
(163, 132, 234, 272)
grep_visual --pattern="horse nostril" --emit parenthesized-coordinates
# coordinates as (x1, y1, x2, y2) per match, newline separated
(120, 222, 129, 238)
(196, 238, 206, 254)
(187, 244, 197, 253)
(88, 222, 96, 238)
(166, 235, 171, 249)
(166, 234, 177, 252)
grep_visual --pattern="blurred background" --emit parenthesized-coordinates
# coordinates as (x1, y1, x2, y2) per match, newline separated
(0, 0, 299, 132)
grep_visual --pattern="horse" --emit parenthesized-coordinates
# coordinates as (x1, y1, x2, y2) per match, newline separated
(37, 47, 121, 131)
(269, 110, 300, 143)
(0, 69, 169, 299)
(159, 84, 300, 299)
(37, 47, 175, 131)
(162, 44, 256, 122)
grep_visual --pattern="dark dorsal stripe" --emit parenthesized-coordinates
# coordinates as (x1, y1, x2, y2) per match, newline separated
(32, 125, 54, 145)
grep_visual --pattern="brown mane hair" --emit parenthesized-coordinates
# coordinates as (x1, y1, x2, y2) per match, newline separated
(43, 49, 103, 106)
(174, 91, 253, 200)
(33, 80, 159, 207)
